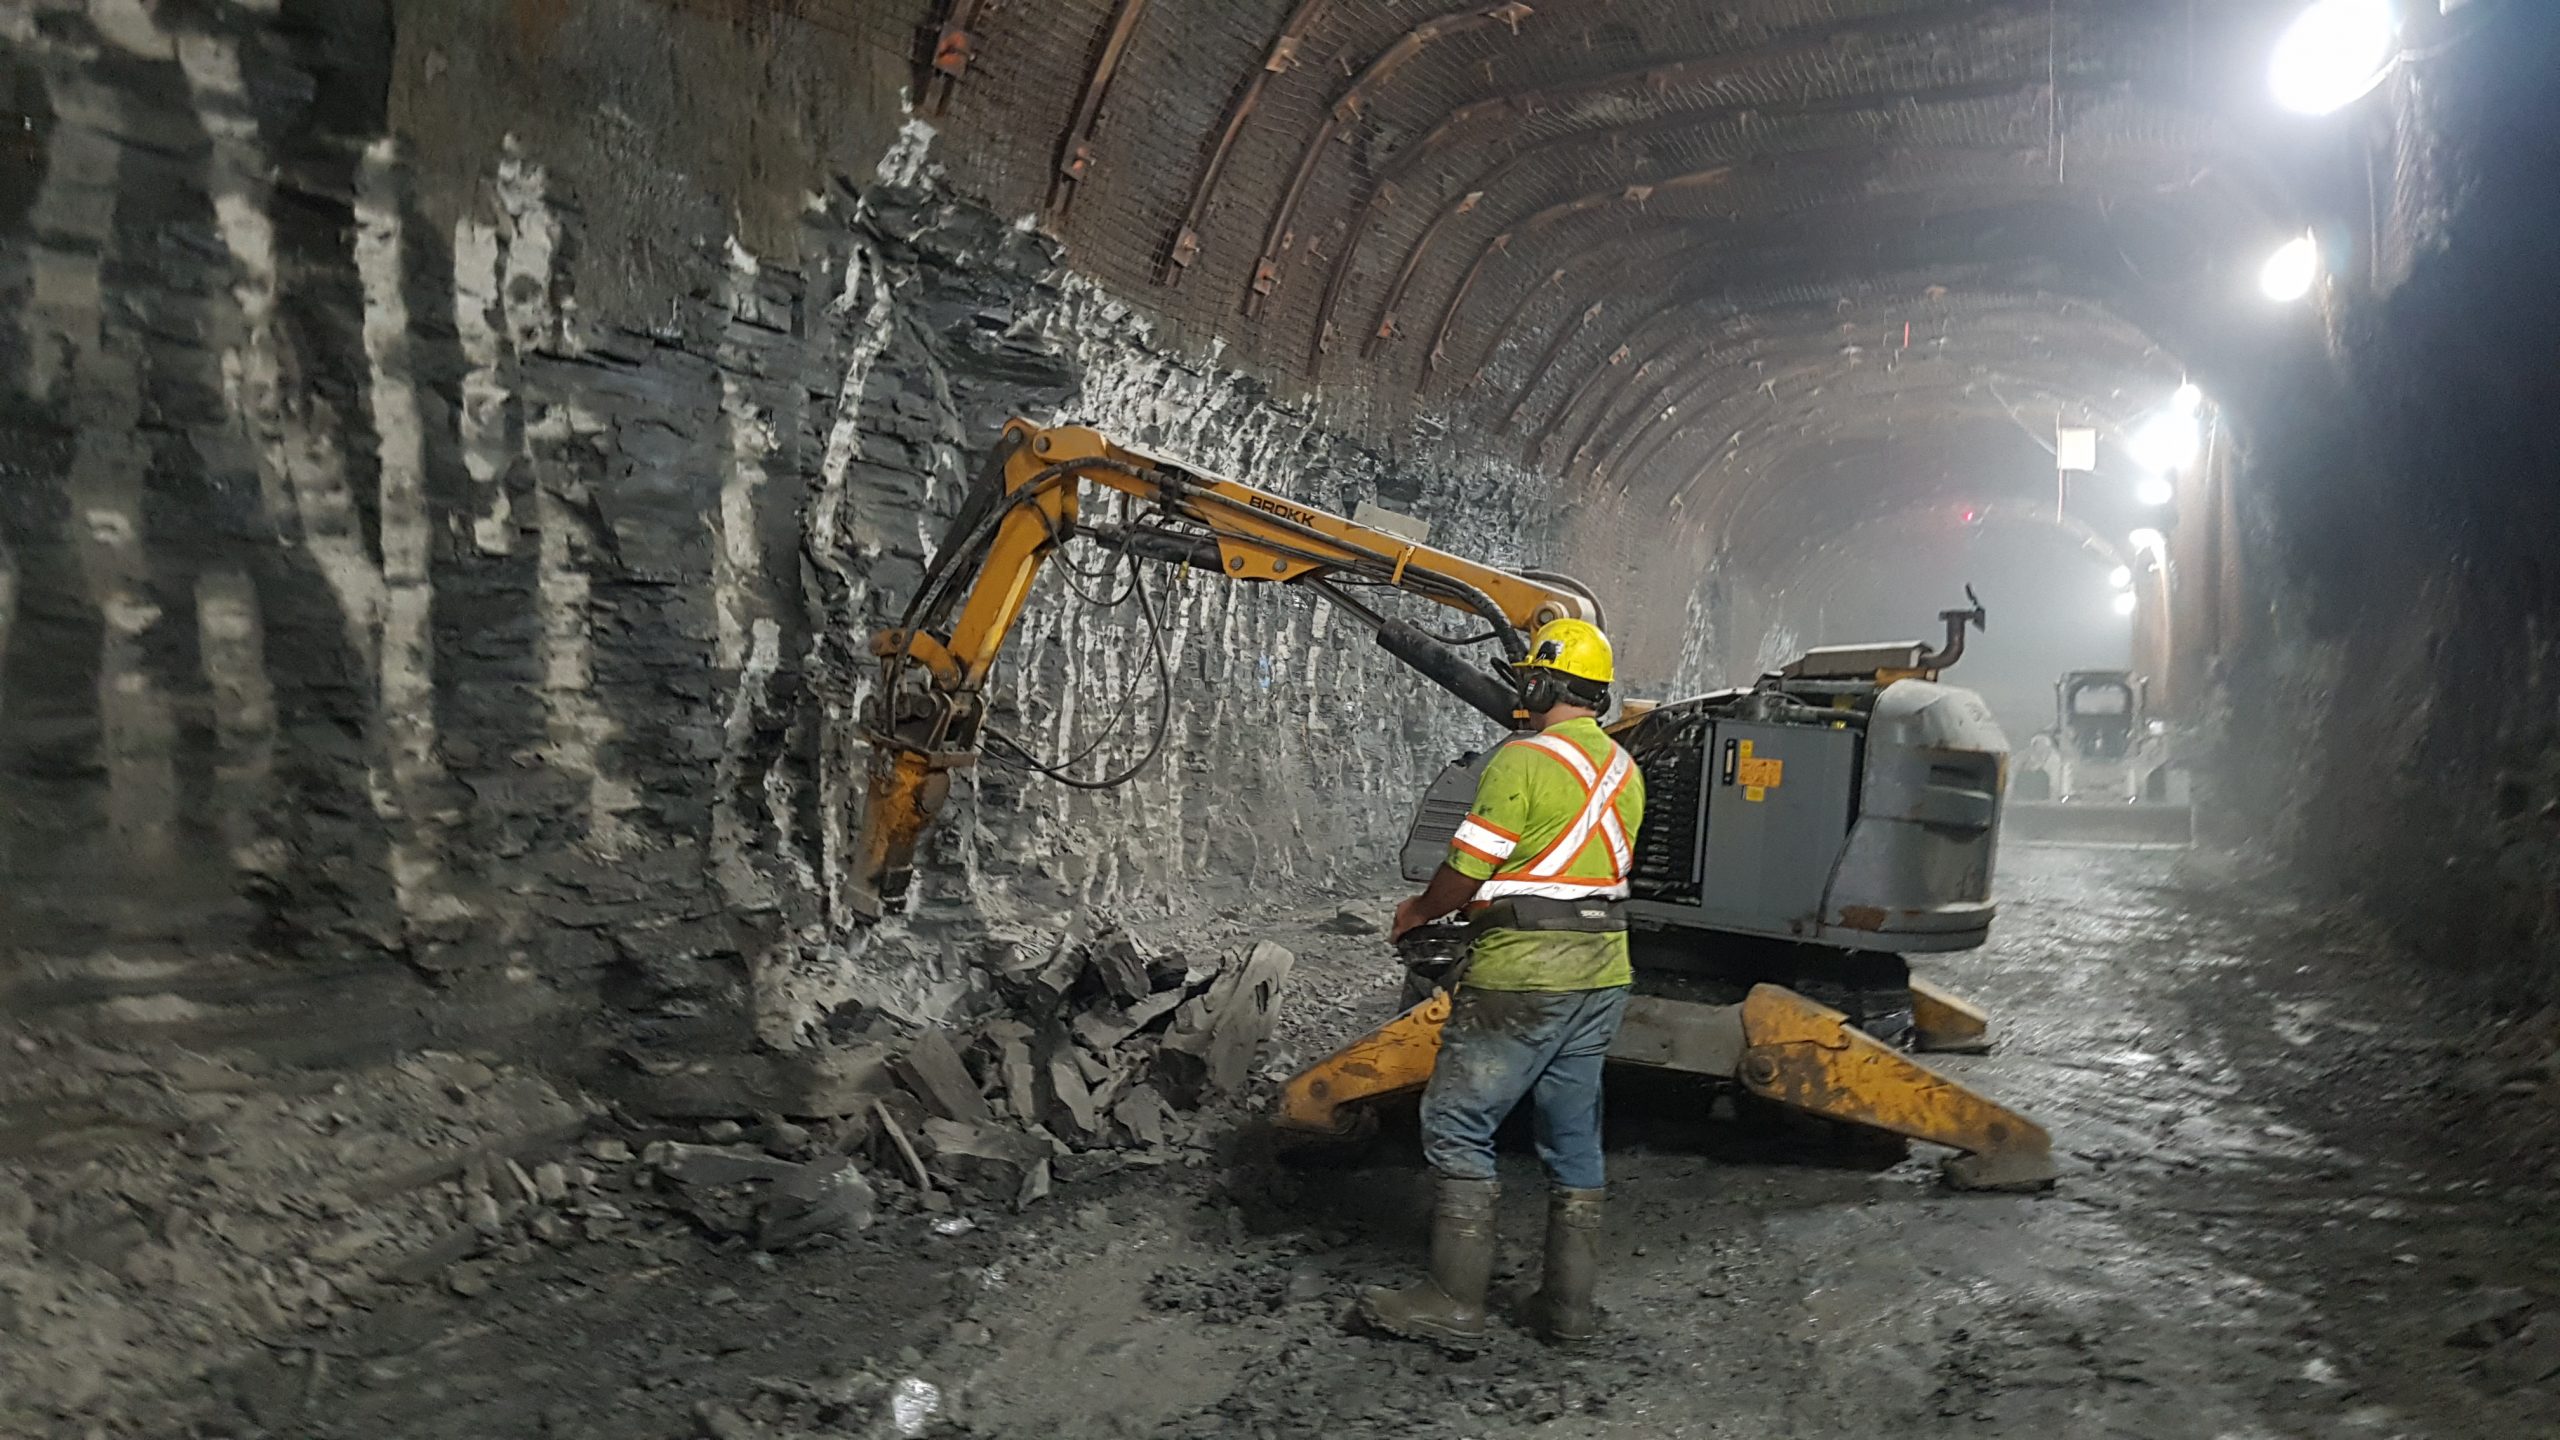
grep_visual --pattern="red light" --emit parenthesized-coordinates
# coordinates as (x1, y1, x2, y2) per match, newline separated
(1961, 507, 1979, 524)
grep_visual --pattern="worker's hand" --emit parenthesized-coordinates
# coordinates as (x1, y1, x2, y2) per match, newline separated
(1390, 897, 1431, 942)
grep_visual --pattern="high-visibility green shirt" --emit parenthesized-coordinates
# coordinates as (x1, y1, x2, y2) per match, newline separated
(1444, 717, 1646, 992)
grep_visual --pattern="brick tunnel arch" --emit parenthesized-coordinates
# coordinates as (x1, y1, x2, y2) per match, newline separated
(4, 0, 2560, 1431)
(908, 0, 2292, 702)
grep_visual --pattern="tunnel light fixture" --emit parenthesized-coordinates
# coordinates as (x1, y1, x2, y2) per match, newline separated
(2130, 411, 2202, 475)
(2262, 233, 2322, 302)
(2135, 474, 2176, 507)
(2109, 564, 2135, 590)
(2171, 383, 2204, 416)
(2112, 591, 2140, 618)
(2270, 0, 2398, 116)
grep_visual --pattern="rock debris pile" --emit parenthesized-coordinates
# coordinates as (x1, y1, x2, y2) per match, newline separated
(0, 929, 1304, 1435)
(871, 930, 1298, 1210)
(2457, 1005, 2560, 1111)
(623, 929, 1299, 1249)
(0, 1036, 595, 1428)
(2444, 1286, 2560, 1395)
(2450, 1004, 2560, 1178)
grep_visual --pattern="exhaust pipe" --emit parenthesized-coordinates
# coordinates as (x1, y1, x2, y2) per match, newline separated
(1917, 585, 1988, 673)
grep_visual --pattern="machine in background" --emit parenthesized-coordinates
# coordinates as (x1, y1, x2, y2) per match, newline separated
(852, 421, 2056, 1192)
(1312, 598, 2051, 1192)
(2007, 669, 2193, 848)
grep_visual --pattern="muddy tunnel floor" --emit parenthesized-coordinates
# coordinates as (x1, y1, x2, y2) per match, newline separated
(154, 849, 2560, 1440)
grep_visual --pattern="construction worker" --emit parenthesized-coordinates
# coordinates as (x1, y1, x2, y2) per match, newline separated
(1363, 618, 1645, 1351)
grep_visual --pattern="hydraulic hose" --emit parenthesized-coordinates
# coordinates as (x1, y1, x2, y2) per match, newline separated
(1376, 619, 1520, 726)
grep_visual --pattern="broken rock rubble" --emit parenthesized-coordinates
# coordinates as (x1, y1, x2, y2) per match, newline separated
(416, 1122, 888, 1290)
(639, 1140, 879, 1250)
(2443, 1285, 2560, 1395)
(883, 929, 1296, 1210)
(415, 931, 1300, 1281)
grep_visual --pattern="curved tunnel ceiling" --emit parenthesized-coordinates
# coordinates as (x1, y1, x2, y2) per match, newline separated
(926, 0, 2312, 554)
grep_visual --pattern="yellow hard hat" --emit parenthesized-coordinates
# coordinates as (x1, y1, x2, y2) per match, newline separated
(1513, 618, 1615, 685)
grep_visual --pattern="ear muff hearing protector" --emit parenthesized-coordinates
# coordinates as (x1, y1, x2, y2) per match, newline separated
(1517, 665, 1569, 716)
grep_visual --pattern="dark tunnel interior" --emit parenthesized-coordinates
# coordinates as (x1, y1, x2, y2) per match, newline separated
(4, 1, 2560, 1435)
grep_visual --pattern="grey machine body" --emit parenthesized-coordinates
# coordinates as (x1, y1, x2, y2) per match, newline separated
(1401, 667, 2009, 957)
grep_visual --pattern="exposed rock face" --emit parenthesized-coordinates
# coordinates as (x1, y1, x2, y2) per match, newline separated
(0, 1, 1591, 1066)
(3, 0, 2553, 1430)
(0, 5, 1590, 1425)
(2209, 17, 2560, 989)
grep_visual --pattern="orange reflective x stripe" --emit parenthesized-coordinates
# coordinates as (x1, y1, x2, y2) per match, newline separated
(1510, 733, 1635, 881)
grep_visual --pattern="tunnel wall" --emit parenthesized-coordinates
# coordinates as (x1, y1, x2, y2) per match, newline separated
(2213, 5, 2560, 993)
(0, 0, 1594, 1069)
(0, 5, 1620, 1414)
(11, 0, 2549, 1061)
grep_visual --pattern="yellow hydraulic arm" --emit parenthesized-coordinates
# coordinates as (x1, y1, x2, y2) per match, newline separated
(850, 420, 1600, 921)
(853, 422, 2052, 1192)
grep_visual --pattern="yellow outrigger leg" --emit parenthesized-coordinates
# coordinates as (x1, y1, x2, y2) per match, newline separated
(1273, 990, 1454, 1137)
(1274, 983, 2055, 1192)
(1910, 975, 1994, 1054)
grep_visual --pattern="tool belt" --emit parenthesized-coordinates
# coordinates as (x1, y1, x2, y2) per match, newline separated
(1470, 895, 1629, 935)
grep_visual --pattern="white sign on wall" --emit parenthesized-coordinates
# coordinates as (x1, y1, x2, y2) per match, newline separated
(2056, 426, 2099, 473)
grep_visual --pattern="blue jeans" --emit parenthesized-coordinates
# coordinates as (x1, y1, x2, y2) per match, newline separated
(1420, 985, 1629, 1191)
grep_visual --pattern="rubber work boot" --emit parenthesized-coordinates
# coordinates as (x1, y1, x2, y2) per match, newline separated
(1359, 1176, 1497, 1351)
(1526, 1186, 1605, 1344)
